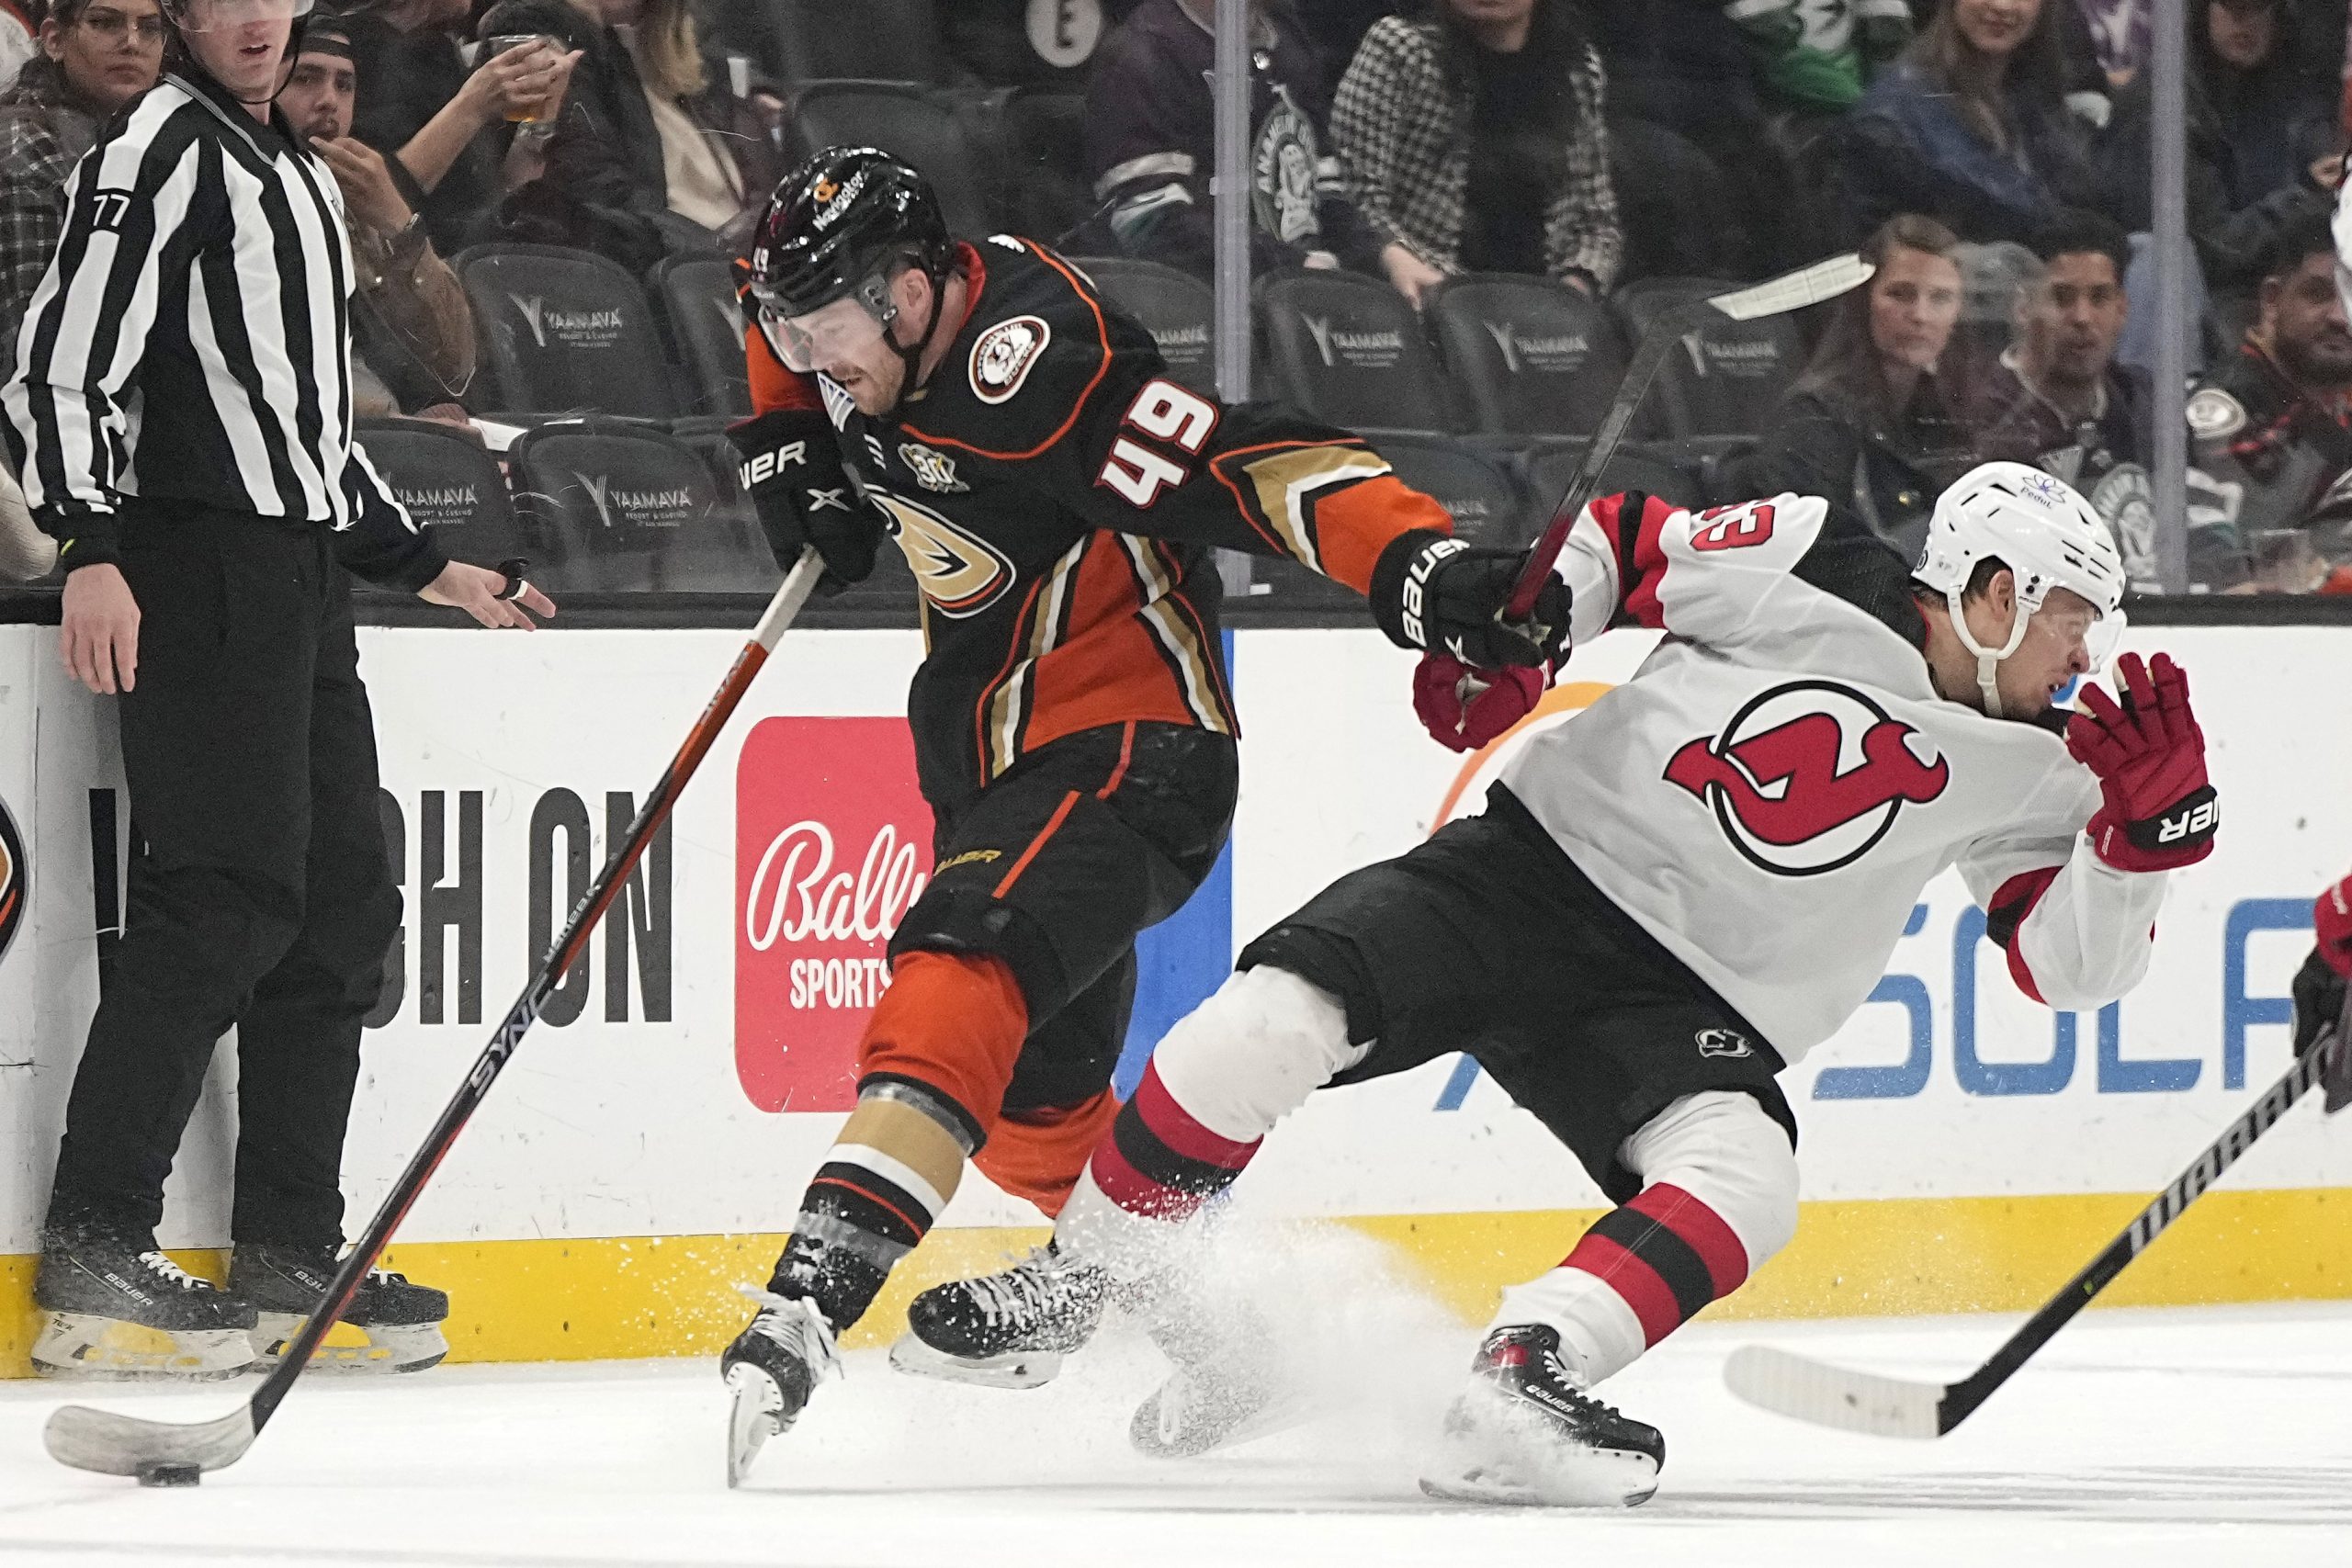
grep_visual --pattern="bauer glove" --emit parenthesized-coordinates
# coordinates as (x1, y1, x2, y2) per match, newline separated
(2064, 651, 2218, 872)
(727, 408, 884, 593)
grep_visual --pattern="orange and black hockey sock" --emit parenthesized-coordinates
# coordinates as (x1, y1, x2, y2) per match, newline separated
(1085, 1060, 1262, 1222)
(768, 952, 1028, 1331)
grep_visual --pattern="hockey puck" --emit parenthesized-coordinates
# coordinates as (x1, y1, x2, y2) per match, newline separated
(136, 1461, 201, 1488)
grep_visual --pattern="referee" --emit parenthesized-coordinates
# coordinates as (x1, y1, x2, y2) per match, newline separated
(5, 0, 555, 1380)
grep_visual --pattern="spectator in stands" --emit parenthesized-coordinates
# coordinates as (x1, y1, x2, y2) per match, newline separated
(346, 0, 577, 255)
(940, 0, 1117, 86)
(1747, 215, 1975, 558)
(0, 1, 34, 96)
(1085, 0, 1383, 282)
(2063, 0, 2148, 90)
(1838, 0, 2100, 247)
(478, 0, 753, 268)
(1965, 209, 2157, 575)
(0, 0, 164, 353)
(278, 17, 475, 418)
(2094, 0, 2337, 291)
(1734, 0, 1912, 131)
(2186, 206, 2352, 590)
(1329, 0, 1620, 306)
(1587, 0, 1801, 278)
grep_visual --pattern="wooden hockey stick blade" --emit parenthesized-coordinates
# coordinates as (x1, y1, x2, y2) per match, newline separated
(44, 1402, 257, 1479)
(1501, 252, 1873, 620)
(1723, 1345, 1949, 1438)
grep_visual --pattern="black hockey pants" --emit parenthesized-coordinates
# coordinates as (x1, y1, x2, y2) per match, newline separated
(46, 505, 401, 1250)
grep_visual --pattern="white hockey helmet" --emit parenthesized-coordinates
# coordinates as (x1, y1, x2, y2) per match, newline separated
(1915, 461, 2126, 716)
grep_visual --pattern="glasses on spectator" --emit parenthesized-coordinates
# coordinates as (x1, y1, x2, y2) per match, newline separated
(79, 8, 167, 41)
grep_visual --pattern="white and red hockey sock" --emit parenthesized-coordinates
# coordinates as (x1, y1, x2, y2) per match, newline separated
(1492, 1089, 1799, 1388)
(1057, 964, 1362, 1275)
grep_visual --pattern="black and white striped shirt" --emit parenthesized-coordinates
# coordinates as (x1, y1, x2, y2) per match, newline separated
(1, 69, 443, 588)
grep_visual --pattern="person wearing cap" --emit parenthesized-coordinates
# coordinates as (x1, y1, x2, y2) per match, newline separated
(5, 0, 553, 1380)
(277, 11, 473, 415)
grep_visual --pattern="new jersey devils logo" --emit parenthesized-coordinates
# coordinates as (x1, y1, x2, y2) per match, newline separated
(1664, 681, 1949, 876)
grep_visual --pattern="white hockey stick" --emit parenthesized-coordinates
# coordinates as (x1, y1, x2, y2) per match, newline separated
(1725, 1016, 2346, 1438)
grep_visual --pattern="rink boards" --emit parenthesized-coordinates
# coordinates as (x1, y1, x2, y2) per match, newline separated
(0, 617, 2347, 1373)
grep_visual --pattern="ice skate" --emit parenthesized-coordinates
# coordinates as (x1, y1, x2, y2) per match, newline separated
(1419, 1325, 1664, 1507)
(890, 1243, 1114, 1389)
(722, 1291, 842, 1487)
(31, 1233, 257, 1381)
(1128, 1286, 1313, 1459)
(231, 1245, 452, 1374)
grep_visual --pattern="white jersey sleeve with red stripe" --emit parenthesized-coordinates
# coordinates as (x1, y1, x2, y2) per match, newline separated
(1959, 820, 2167, 1011)
(1554, 490, 1837, 647)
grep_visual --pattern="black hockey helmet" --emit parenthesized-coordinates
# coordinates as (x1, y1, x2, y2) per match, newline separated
(746, 147, 956, 407)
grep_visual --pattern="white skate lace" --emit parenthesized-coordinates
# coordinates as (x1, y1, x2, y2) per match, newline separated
(735, 1285, 844, 1382)
(959, 1248, 1065, 1329)
(134, 1251, 211, 1292)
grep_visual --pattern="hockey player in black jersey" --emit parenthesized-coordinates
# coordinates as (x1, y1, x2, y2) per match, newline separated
(713, 148, 1557, 1485)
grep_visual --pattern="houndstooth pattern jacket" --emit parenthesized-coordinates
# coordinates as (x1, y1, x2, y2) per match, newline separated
(1330, 16, 1622, 291)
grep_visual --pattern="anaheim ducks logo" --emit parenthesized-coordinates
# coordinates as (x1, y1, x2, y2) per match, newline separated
(0, 792, 24, 967)
(1664, 681, 1949, 876)
(871, 490, 1013, 617)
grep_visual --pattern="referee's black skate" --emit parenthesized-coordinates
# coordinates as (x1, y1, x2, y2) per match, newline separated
(31, 1230, 257, 1381)
(722, 1290, 842, 1487)
(1420, 1325, 1664, 1507)
(230, 1245, 451, 1374)
(890, 1244, 1114, 1389)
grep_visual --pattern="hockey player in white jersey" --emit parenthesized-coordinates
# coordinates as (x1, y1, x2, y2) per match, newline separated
(893, 461, 2220, 1506)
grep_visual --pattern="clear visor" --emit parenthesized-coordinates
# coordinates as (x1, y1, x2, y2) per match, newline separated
(177, 0, 315, 29)
(2036, 597, 2128, 707)
(755, 290, 889, 374)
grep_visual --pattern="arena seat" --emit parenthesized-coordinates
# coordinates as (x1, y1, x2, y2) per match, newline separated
(990, 89, 1091, 243)
(1611, 277, 1806, 439)
(740, 0, 947, 85)
(352, 417, 527, 578)
(1504, 437, 1709, 545)
(650, 255, 752, 420)
(787, 81, 991, 236)
(453, 244, 682, 422)
(1069, 255, 1217, 399)
(1257, 268, 1457, 434)
(1426, 273, 1633, 438)
(507, 420, 773, 592)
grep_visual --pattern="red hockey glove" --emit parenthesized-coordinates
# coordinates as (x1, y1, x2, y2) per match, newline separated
(2316, 872, 2352, 980)
(2064, 651, 2218, 873)
(1412, 653, 1544, 753)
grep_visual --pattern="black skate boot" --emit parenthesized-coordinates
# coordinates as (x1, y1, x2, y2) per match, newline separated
(31, 1231, 257, 1381)
(1420, 1325, 1665, 1507)
(721, 1289, 842, 1488)
(890, 1244, 1114, 1389)
(229, 1245, 451, 1374)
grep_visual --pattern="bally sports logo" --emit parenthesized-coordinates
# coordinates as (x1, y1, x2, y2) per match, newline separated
(1664, 681, 1949, 876)
(735, 717, 933, 1112)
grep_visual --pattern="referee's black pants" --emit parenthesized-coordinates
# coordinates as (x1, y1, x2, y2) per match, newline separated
(47, 506, 401, 1251)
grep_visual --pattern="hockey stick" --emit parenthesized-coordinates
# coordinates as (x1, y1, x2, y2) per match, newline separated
(43, 550, 827, 1485)
(1724, 1015, 2347, 1439)
(1502, 252, 1876, 622)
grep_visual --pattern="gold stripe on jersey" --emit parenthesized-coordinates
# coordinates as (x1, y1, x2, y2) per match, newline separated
(1234, 446, 1395, 573)
(1120, 535, 1230, 735)
(985, 536, 1091, 779)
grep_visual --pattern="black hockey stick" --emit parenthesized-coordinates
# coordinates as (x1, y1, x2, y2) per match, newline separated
(1501, 252, 1875, 622)
(42, 551, 828, 1485)
(1725, 1012, 2348, 1438)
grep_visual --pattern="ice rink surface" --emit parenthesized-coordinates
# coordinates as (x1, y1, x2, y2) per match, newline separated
(3, 1297, 2348, 1568)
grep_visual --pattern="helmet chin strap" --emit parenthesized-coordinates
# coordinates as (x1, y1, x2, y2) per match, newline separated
(1943, 587, 2032, 718)
(884, 254, 956, 422)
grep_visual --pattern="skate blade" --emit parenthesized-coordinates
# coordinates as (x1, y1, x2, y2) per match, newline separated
(1128, 1371, 1317, 1460)
(725, 1364, 786, 1489)
(888, 1333, 1063, 1390)
(1421, 1415, 1658, 1508)
(251, 1313, 449, 1374)
(31, 1312, 254, 1382)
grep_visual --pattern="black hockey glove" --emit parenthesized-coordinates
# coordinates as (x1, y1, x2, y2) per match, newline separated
(1369, 529, 1572, 670)
(727, 408, 885, 593)
(2293, 871, 2352, 1113)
